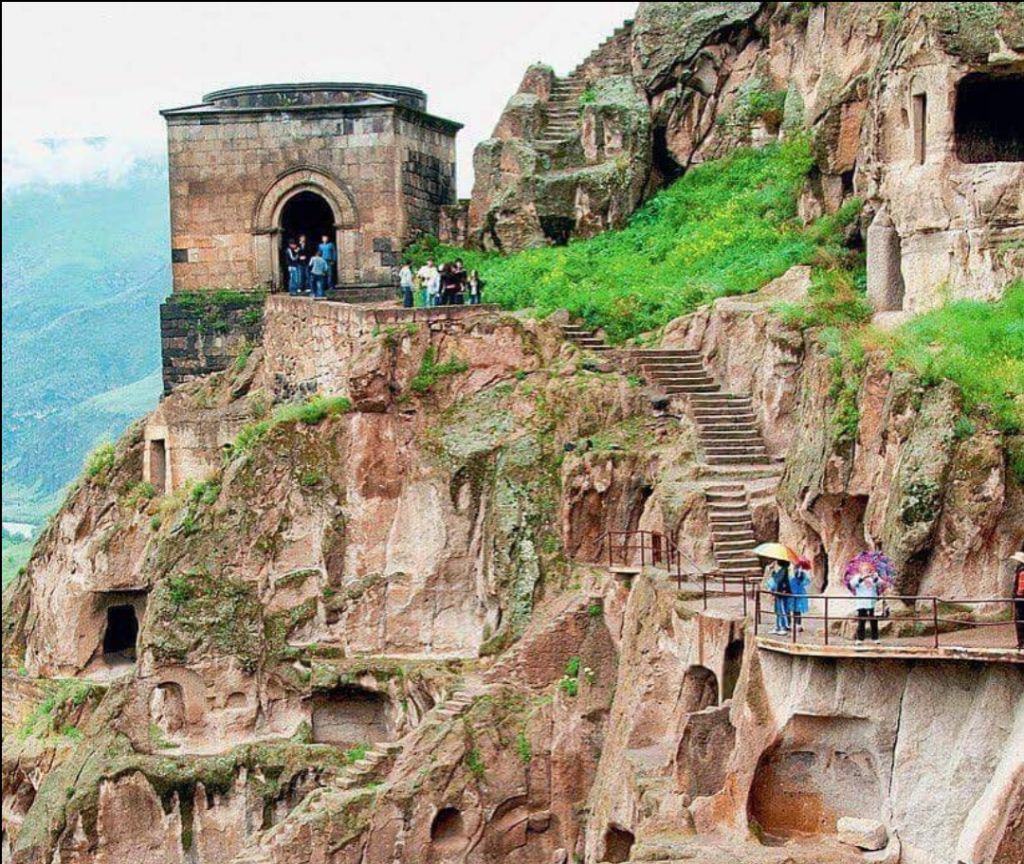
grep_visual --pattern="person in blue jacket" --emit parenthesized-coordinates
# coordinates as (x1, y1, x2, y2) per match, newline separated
(789, 557, 811, 631)
(765, 560, 791, 635)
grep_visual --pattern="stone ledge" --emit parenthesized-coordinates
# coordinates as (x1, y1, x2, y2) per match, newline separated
(755, 636, 1023, 665)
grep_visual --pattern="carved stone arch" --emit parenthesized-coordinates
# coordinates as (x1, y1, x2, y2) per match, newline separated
(251, 166, 361, 288)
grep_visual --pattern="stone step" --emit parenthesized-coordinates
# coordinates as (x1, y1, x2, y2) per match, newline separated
(690, 396, 753, 406)
(693, 413, 758, 424)
(665, 384, 721, 394)
(700, 433, 763, 444)
(707, 454, 772, 465)
(652, 376, 715, 387)
(631, 349, 701, 357)
(703, 444, 768, 454)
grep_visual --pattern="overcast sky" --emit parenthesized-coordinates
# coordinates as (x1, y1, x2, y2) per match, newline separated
(1, 1, 637, 194)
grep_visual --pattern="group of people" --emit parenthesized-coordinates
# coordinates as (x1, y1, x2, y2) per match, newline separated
(764, 558, 812, 637)
(766, 550, 1024, 649)
(399, 258, 484, 309)
(284, 234, 337, 299)
(764, 556, 886, 645)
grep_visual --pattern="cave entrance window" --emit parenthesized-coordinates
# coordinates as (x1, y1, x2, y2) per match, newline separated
(279, 191, 337, 289)
(103, 604, 139, 663)
(722, 640, 744, 701)
(148, 438, 166, 496)
(539, 215, 575, 247)
(430, 807, 467, 852)
(603, 826, 635, 863)
(912, 92, 927, 165)
(954, 74, 1024, 163)
(311, 685, 390, 745)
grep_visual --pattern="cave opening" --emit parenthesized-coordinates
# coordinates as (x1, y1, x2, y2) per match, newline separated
(539, 214, 575, 247)
(430, 807, 467, 851)
(722, 639, 745, 701)
(103, 604, 139, 663)
(954, 74, 1024, 163)
(603, 826, 636, 863)
(652, 123, 685, 185)
(311, 685, 391, 745)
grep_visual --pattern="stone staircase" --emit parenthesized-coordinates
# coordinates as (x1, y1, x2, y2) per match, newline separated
(704, 484, 762, 580)
(629, 349, 771, 581)
(536, 76, 587, 151)
(561, 323, 612, 352)
(334, 741, 403, 790)
(632, 350, 770, 465)
(534, 18, 633, 153)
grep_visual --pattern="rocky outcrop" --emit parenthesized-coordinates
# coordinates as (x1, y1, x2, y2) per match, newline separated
(468, 2, 1023, 307)
(664, 270, 1024, 602)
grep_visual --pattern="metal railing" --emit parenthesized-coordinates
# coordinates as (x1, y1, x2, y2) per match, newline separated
(751, 589, 1020, 651)
(701, 572, 761, 616)
(599, 530, 702, 588)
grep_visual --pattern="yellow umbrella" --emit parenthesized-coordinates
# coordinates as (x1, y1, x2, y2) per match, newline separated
(752, 542, 800, 563)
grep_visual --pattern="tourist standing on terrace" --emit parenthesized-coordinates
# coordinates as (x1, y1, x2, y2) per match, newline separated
(318, 234, 337, 289)
(285, 241, 303, 295)
(851, 565, 882, 646)
(789, 558, 811, 632)
(1013, 552, 1024, 650)
(399, 261, 415, 308)
(467, 270, 484, 305)
(417, 259, 439, 307)
(308, 250, 329, 300)
(766, 561, 791, 635)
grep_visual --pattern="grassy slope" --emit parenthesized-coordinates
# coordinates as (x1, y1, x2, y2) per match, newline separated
(417, 139, 829, 342)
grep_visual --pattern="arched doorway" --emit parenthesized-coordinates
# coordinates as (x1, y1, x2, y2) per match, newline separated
(103, 604, 139, 663)
(279, 191, 337, 290)
(252, 167, 360, 291)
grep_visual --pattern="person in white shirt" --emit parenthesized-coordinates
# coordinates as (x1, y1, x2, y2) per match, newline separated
(416, 258, 439, 308)
(399, 261, 415, 308)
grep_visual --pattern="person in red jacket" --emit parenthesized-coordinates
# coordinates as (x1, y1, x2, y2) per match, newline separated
(1013, 552, 1024, 650)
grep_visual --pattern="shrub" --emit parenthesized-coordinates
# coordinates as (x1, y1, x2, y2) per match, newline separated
(888, 282, 1023, 434)
(410, 346, 469, 394)
(516, 731, 532, 763)
(465, 747, 486, 778)
(84, 442, 116, 480)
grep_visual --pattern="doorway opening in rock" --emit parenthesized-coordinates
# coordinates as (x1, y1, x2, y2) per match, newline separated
(430, 807, 467, 852)
(103, 604, 139, 663)
(603, 826, 635, 863)
(722, 640, 744, 701)
(539, 214, 575, 246)
(747, 713, 883, 842)
(954, 74, 1024, 163)
(279, 191, 337, 289)
(311, 685, 391, 745)
(149, 438, 166, 496)
(652, 124, 684, 185)
(680, 664, 719, 712)
(912, 92, 927, 165)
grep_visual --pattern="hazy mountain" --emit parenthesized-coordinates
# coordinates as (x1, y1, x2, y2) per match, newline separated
(2, 164, 171, 523)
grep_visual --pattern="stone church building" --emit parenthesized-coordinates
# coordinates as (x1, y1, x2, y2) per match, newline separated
(161, 82, 461, 292)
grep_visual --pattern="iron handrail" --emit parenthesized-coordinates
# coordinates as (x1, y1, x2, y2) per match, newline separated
(750, 589, 1020, 650)
(599, 529, 704, 588)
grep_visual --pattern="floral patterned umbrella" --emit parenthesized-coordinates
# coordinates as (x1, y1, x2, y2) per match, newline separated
(843, 551, 896, 592)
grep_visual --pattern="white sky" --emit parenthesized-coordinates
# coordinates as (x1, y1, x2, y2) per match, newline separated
(1, 1, 637, 194)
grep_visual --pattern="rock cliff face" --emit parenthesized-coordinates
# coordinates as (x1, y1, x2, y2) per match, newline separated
(4, 4, 1024, 863)
(4, 290, 1021, 864)
(469, 2, 1023, 311)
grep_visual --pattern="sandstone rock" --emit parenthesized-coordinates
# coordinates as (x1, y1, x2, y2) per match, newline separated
(837, 817, 888, 851)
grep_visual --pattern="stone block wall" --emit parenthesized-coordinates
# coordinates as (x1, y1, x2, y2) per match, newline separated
(160, 294, 264, 393)
(164, 100, 459, 292)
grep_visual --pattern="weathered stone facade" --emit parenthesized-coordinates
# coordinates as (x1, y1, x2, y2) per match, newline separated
(159, 293, 264, 393)
(161, 83, 460, 292)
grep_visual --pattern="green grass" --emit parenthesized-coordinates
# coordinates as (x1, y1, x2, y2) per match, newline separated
(227, 395, 352, 460)
(886, 282, 1023, 434)
(410, 139, 836, 343)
